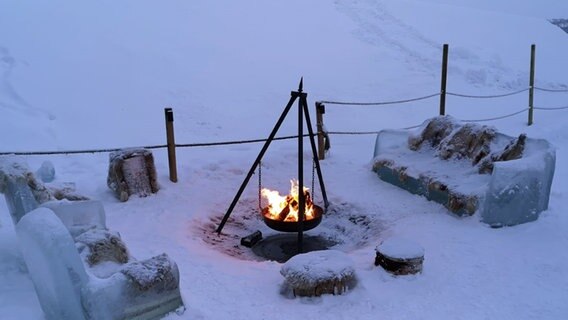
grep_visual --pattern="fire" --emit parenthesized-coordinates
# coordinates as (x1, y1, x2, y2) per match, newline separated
(261, 179, 316, 222)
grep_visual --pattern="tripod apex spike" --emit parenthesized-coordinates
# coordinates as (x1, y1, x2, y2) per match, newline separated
(298, 77, 304, 92)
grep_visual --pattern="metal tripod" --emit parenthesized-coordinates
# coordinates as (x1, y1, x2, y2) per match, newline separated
(216, 78, 329, 254)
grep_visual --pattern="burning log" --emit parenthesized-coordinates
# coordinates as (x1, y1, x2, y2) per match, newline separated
(277, 204, 291, 221)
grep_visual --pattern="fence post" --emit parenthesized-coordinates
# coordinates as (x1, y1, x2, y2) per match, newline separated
(439, 44, 449, 116)
(315, 102, 326, 160)
(528, 44, 536, 126)
(164, 108, 178, 182)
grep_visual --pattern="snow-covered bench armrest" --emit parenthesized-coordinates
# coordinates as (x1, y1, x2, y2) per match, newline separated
(373, 129, 410, 158)
(16, 208, 91, 319)
(482, 139, 556, 227)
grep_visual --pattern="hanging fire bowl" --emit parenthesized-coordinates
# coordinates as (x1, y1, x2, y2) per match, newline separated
(262, 204, 323, 232)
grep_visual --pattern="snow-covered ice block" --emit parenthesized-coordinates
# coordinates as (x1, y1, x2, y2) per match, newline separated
(36, 161, 55, 183)
(40, 200, 107, 238)
(2, 173, 39, 224)
(281, 250, 356, 297)
(0, 160, 66, 224)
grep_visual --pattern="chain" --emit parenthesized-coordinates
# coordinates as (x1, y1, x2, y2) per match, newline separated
(258, 160, 262, 210)
(311, 159, 316, 202)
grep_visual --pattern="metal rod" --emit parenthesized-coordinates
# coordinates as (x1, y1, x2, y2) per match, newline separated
(439, 44, 449, 116)
(528, 44, 536, 126)
(216, 92, 299, 234)
(315, 102, 326, 160)
(303, 96, 329, 209)
(164, 108, 178, 182)
(297, 79, 305, 254)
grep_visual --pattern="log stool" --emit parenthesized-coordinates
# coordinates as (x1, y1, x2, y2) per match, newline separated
(280, 250, 356, 297)
(375, 238, 424, 275)
(107, 148, 159, 202)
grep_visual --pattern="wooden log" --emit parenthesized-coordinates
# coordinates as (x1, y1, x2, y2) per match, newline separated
(375, 238, 424, 275)
(281, 250, 356, 297)
(240, 230, 262, 248)
(277, 205, 291, 221)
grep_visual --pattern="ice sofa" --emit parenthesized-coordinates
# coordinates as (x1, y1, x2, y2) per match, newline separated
(1, 161, 184, 319)
(372, 116, 555, 227)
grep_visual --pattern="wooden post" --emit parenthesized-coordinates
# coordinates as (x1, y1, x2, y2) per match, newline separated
(528, 44, 536, 126)
(439, 44, 449, 116)
(315, 102, 326, 160)
(164, 108, 178, 182)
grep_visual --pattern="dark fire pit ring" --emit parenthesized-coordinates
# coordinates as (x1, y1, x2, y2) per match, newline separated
(262, 205, 323, 232)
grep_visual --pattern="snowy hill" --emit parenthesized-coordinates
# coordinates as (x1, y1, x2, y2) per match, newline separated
(1, 0, 568, 319)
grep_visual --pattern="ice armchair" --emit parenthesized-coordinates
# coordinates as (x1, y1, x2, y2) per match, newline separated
(16, 207, 184, 320)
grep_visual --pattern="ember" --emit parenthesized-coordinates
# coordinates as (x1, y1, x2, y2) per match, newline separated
(261, 180, 316, 222)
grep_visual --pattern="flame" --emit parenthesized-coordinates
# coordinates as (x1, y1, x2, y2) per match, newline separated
(261, 179, 316, 222)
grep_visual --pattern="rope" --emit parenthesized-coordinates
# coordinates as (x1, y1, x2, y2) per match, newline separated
(176, 134, 313, 148)
(327, 131, 381, 135)
(0, 135, 316, 156)
(460, 108, 529, 122)
(534, 105, 568, 111)
(0, 144, 167, 156)
(534, 86, 568, 93)
(319, 92, 440, 106)
(446, 88, 529, 99)
(327, 124, 422, 136)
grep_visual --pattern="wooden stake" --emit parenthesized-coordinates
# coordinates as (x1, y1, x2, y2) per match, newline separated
(528, 44, 536, 126)
(439, 44, 449, 116)
(164, 108, 178, 182)
(316, 102, 326, 160)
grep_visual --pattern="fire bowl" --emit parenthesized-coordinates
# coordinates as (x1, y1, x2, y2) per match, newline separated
(262, 204, 323, 232)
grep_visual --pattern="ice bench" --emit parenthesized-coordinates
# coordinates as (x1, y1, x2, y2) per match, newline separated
(372, 116, 555, 227)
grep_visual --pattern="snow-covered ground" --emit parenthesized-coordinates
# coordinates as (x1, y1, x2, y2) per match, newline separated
(1, 0, 568, 319)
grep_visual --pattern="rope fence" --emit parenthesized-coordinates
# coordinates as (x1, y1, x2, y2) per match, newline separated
(2, 44, 568, 178)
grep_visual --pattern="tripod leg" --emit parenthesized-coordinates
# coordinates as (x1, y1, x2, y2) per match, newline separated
(216, 93, 299, 234)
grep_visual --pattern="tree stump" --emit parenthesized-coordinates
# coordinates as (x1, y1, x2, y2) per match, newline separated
(107, 149, 159, 202)
(375, 238, 424, 275)
(280, 250, 356, 297)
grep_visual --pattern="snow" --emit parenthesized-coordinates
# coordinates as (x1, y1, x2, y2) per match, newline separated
(376, 238, 425, 260)
(2, 0, 568, 319)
